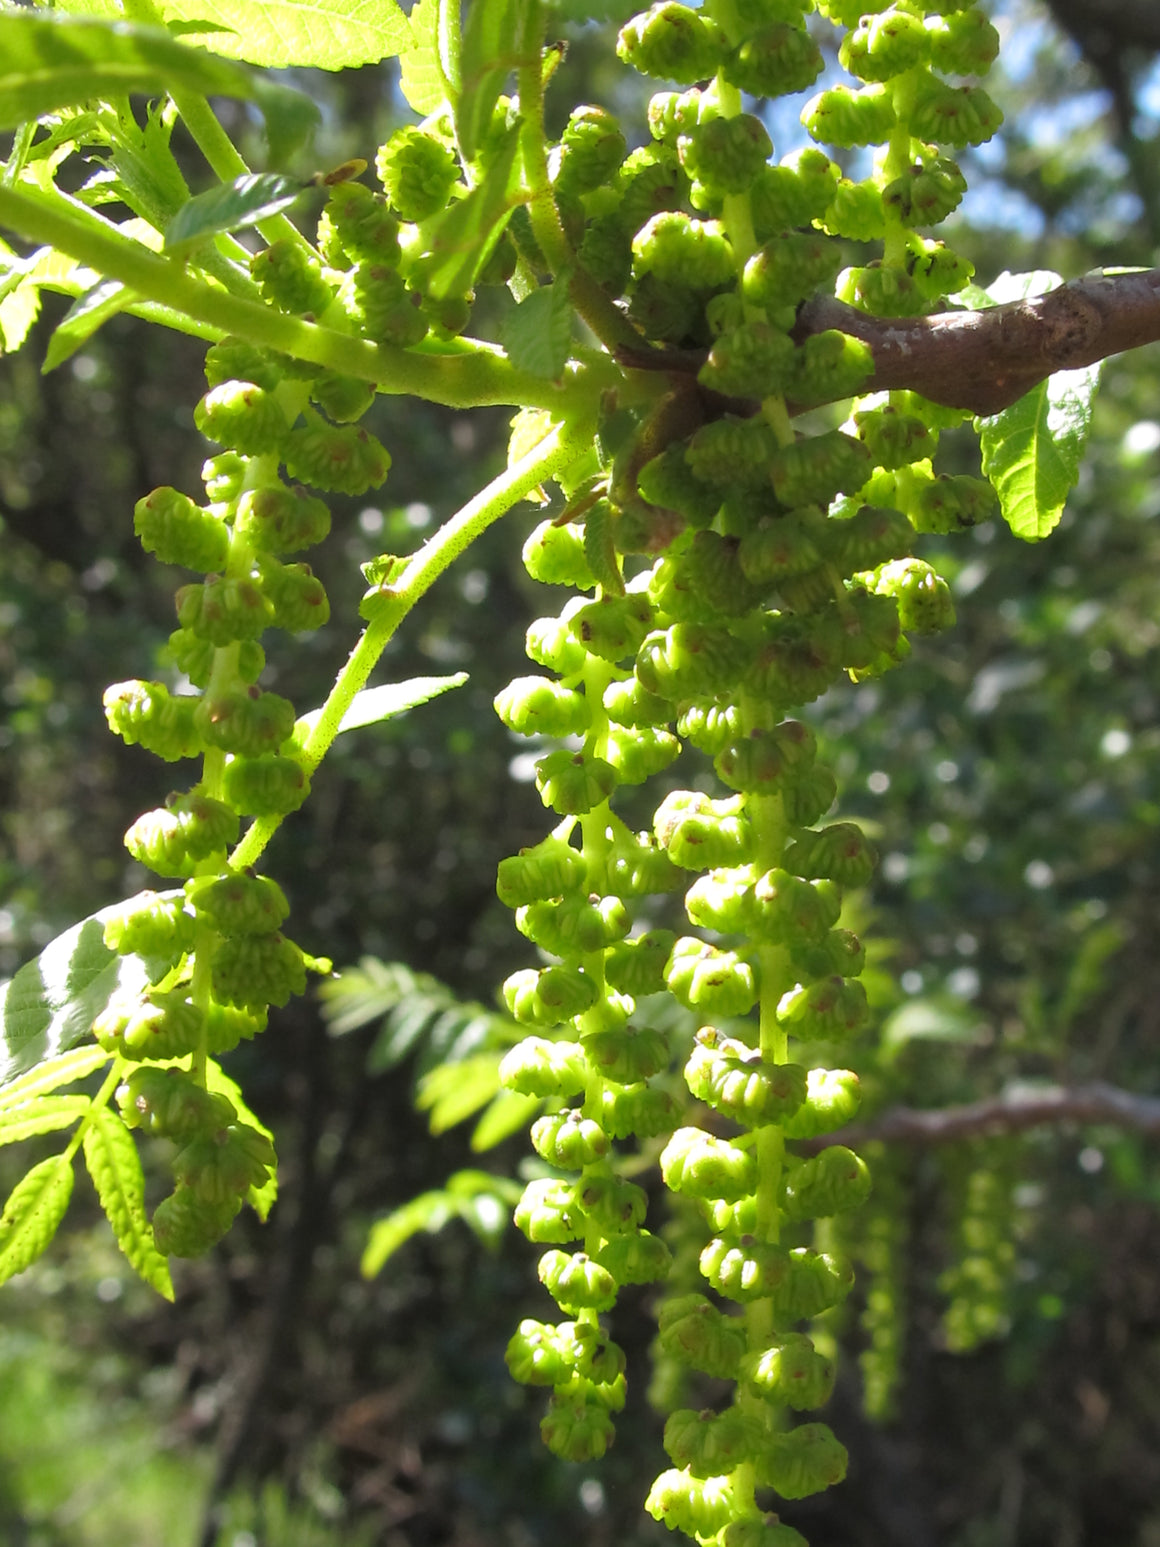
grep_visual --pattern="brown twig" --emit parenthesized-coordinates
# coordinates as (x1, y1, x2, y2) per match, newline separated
(799, 1080, 1160, 1155)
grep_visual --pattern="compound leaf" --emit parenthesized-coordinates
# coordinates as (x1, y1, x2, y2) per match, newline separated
(0, 1154, 74, 1287)
(82, 1105, 174, 1299)
(0, 1095, 91, 1148)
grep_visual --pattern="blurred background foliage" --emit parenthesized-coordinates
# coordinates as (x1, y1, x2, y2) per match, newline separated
(3, 1, 1160, 1544)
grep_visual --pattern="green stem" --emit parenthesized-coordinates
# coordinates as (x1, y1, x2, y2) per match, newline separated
(62, 1064, 124, 1163)
(228, 417, 595, 872)
(0, 182, 613, 412)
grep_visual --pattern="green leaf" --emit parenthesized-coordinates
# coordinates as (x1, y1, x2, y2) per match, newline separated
(82, 1106, 174, 1299)
(0, 1047, 111, 1111)
(977, 362, 1103, 542)
(418, 124, 523, 301)
(57, 0, 410, 71)
(500, 278, 574, 381)
(163, 171, 305, 254)
(456, 0, 530, 164)
(470, 1088, 541, 1152)
(0, 1095, 91, 1148)
(399, 0, 450, 116)
(417, 1052, 503, 1135)
(0, 1154, 74, 1287)
(0, 11, 318, 163)
(0, 901, 167, 1092)
(361, 1188, 455, 1277)
(203, 1059, 277, 1221)
(295, 673, 468, 742)
(880, 996, 987, 1059)
(43, 277, 133, 371)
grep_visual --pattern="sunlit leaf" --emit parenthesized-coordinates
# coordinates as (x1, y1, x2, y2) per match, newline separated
(361, 1188, 455, 1277)
(295, 673, 468, 742)
(398, 0, 449, 115)
(0, 1154, 74, 1287)
(82, 1106, 174, 1299)
(43, 278, 133, 371)
(500, 278, 574, 381)
(0, 1095, 91, 1147)
(163, 171, 305, 254)
(0, 1047, 111, 1111)
(416, 1051, 503, 1134)
(457, 0, 530, 164)
(470, 1088, 541, 1151)
(418, 125, 522, 301)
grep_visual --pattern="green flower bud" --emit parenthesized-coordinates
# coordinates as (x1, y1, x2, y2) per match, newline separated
(570, 594, 655, 664)
(539, 1249, 618, 1314)
(782, 1248, 854, 1317)
(309, 372, 376, 425)
(118, 1065, 234, 1142)
(839, 7, 928, 82)
(258, 562, 328, 640)
(781, 1067, 862, 1139)
(495, 676, 592, 739)
(220, 752, 310, 817)
(94, 987, 201, 1060)
(850, 406, 932, 471)
(515, 1178, 584, 1243)
(628, 273, 704, 345)
(172, 1119, 276, 1205)
(616, 142, 689, 237)
(750, 148, 840, 240)
(837, 263, 924, 318)
(715, 720, 817, 798)
(827, 505, 916, 574)
(698, 320, 797, 400)
(526, 608, 589, 676)
(502, 968, 600, 1030)
(523, 520, 597, 589)
(783, 822, 876, 887)
(573, 1171, 648, 1235)
(602, 677, 673, 730)
(802, 84, 895, 149)
(532, 1109, 609, 1168)
(175, 576, 273, 646)
(646, 1469, 741, 1539)
(741, 234, 842, 314)
(194, 380, 289, 458)
(201, 451, 248, 503)
(684, 867, 756, 934)
(678, 113, 772, 200)
(909, 76, 1003, 147)
(707, 1191, 759, 1237)
(657, 1293, 748, 1379)
(721, 1516, 809, 1547)
(863, 555, 955, 632)
(578, 212, 634, 295)
(535, 749, 618, 815)
(632, 211, 735, 290)
(821, 176, 886, 242)
(499, 1032, 589, 1092)
(605, 725, 682, 784)
(506, 1319, 574, 1386)
(750, 869, 841, 945)
(201, 1000, 267, 1055)
(755, 1422, 848, 1500)
(735, 509, 823, 586)
(790, 928, 865, 984)
(541, 1391, 616, 1462)
(282, 423, 391, 497)
(600, 1082, 682, 1140)
(782, 1145, 872, 1222)
(741, 1333, 835, 1411)
(685, 417, 778, 490)
(769, 431, 872, 509)
(685, 1033, 807, 1126)
(165, 631, 264, 693)
(661, 1128, 757, 1203)
(635, 622, 751, 701)
(325, 182, 402, 264)
(665, 1408, 761, 1480)
(647, 86, 706, 144)
(637, 445, 722, 527)
(788, 331, 874, 409)
(375, 126, 458, 222)
(186, 871, 290, 936)
(617, 3, 726, 84)
(908, 238, 974, 302)
(675, 701, 741, 756)
(742, 616, 844, 710)
(103, 891, 195, 961)
(235, 484, 332, 556)
(125, 789, 240, 877)
(251, 240, 334, 317)
(212, 931, 307, 1011)
(104, 680, 204, 763)
(517, 893, 631, 957)
(596, 1230, 673, 1285)
(655, 791, 756, 871)
(912, 473, 997, 533)
(194, 685, 297, 758)
(777, 975, 869, 1041)
(700, 1235, 793, 1302)
(497, 836, 587, 909)
(928, 7, 1000, 76)
(724, 22, 823, 97)
(665, 937, 758, 1018)
(152, 1185, 241, 1258)
(134, 486, 230, 573)
(556, 105, 628, 196)
(582, 1023, 669, 1083)
(204, 338, 285, 393)
(883, 153, 968, 225)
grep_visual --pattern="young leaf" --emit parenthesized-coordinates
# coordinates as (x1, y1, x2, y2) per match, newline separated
(399, 0, 451, 116)
(0, 904, 163, 1091)
(456, 0, 530, 164)
(204, 1059, 277, 1221)
(418, 125, 523, 301)
(0, 11, 317, 160)
(82, 1106, 174, 1299)
(470, 1088, 541, 1152)
(500, 278, 574, 381)
(362, 1188, 456, 1277)
(978, 364, 1102, 541)
(417, 1051, 503, 1135)
(0, 1046, 111, 1112)
(0, 1095, 91, 1148)
(43, 278, 133, 371)
(294, 673, 468, 742)
(0, 1154, 74, 1287)
(163, 172, 306, 255)
(361, 1170, 519, 1277)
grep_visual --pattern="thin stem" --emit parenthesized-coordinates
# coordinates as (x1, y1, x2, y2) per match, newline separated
(62, 1064, 124, 1163)
(229, 417, 595, 872)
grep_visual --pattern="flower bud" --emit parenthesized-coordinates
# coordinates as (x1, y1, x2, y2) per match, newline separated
(822, 177, 886, 242)
(595, 1230, 673, 1285)
(657, 1293, 748, 1379)
(515, 1178, 584, 1243)
(570, 593, 654, 665)
(532, 1109, 609, 1168)
(94, 988, 202, 1060)
(134, 487, 230, 572)
(172, 1118, 276, 1205)
(125, 789, 240, 876)
(118, 1065, 234, 1141)
(535, 749, 618, 815)
(685, 1033, 807, 1126)
(526, 609, 589, 675)
(212, 931, 307, 1012)
(839, 7, 928, 81)
(195, 380, 289, 457)
(540, 1391, 615, 1461)
(604, 833, 684, 899)
(912, 473, 997, 534)
(750, 148, 840, 239)
(741, 1333, 835, 1411)
(802, 84, 895, 149)
(495, 676, 592, 739)
(325, 182, 402, 264)
(676, 701, 741, 756)
(103, 891, 195, 961)
(221, 752, 311, 817)
(152, 1185, 241, 1258)
(664, 937, 757, 1018)
(505, 1319, 573, 1386)
(655, 790, 755, 871)
(782, 822, 876, 887)
(782, 1145, 872, 1222)
(600, 1081, 682, 1139)
(175, 576, 273, 647)
(375, 126, 458, 222)
(685, 416, 780, 489)
(616, 3, 727, 85)
(715, 721, 819, 798)
(678, 113, 772, 199)
(741, 233, 843, 312)
(645, 1469, 741, 1539)
(698, 320, 797, 400)
(664, 1407, 761, 1478)
(750, 869, 841, 945)
(538, 1249, 618, 1313)
(555, 105, 628, 196)
(603, 676, 674, 728)
(499, 1033, 589, 1093)
(635, 623, 750, 701)
(684, 867, 756, 934)
(497, 836, 587, 909)
(104, 680, 204, 763)
(928, 7, 1000, 76)
(632, 212, 735, 291)
(787, 330, 873, 408)
(790, 927, 865, 982)
(723, 22, 823, 97)
(283, 423, 391, 497)
(770, 431, 873, 509)
(781, 1067, 862, 1139)
(661, 1129, 757, 1203)
(637, 444, 722, 528)
(194, 685, 297, 757)
(582, 1022, 669, 1084)
(573, 1171, 648, 1235)
(910, 75, 1003, 147)
(523, 519, 597, 589)
(186, 871, 289, 936)
(235, 485, 331, 555)
(604, 724, 682, 784)
(251, 239, 334, 316)
(755, 1422, 848, 1500)
(721, 1517, 809, 1547)
(204, 338, 285, 392)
